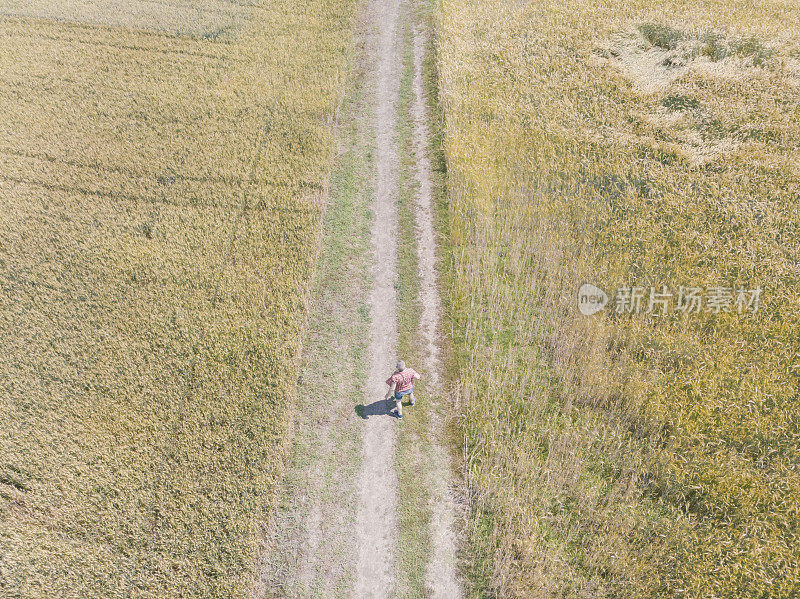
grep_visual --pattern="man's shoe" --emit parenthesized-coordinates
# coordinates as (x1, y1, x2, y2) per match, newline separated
(389, 408, 403, 419)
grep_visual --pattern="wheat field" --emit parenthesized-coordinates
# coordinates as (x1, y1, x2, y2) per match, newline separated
(439, 0, 800, 596)
(0, 0, 354, 595)
(0, 0, 246, 38)
(4, 0, 799, 594)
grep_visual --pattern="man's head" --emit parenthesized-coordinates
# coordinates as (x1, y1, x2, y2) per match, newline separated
(396, 360, 405, 372)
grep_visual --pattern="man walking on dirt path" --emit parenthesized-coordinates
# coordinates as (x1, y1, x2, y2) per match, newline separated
(385, 360, 420, 420)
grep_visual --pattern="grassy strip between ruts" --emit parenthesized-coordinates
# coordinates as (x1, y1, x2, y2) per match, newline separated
(394, 0, 464, 594)
(394, 6, 432, 597)
(0, 0, 356, 595)
(439, 0, 800, 596)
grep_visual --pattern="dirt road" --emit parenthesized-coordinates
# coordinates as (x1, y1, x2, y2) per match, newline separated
(255, 0, 461, 597)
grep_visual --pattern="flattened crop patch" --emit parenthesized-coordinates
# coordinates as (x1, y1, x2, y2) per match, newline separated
(0, 0, 248, 39)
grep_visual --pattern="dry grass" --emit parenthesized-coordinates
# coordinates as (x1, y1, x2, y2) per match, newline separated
(0, 0, 354, 595)
(438, 0, 800, 596)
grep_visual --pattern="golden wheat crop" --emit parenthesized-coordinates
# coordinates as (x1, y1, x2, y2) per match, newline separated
(439, 0, 800, 596)
(0, 1, 354, 595)
(0, 0, 246, 38)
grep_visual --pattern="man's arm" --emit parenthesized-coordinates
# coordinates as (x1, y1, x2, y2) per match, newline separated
(385, 381, 397, 400)
(413, 371, 421, 380)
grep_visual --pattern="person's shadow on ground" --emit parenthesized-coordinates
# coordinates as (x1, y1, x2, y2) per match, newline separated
(355, 398, 392, 419)
(355, 396, 415, 419)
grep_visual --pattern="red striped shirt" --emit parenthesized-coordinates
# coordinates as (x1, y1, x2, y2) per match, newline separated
(387, 368, 416, 393)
